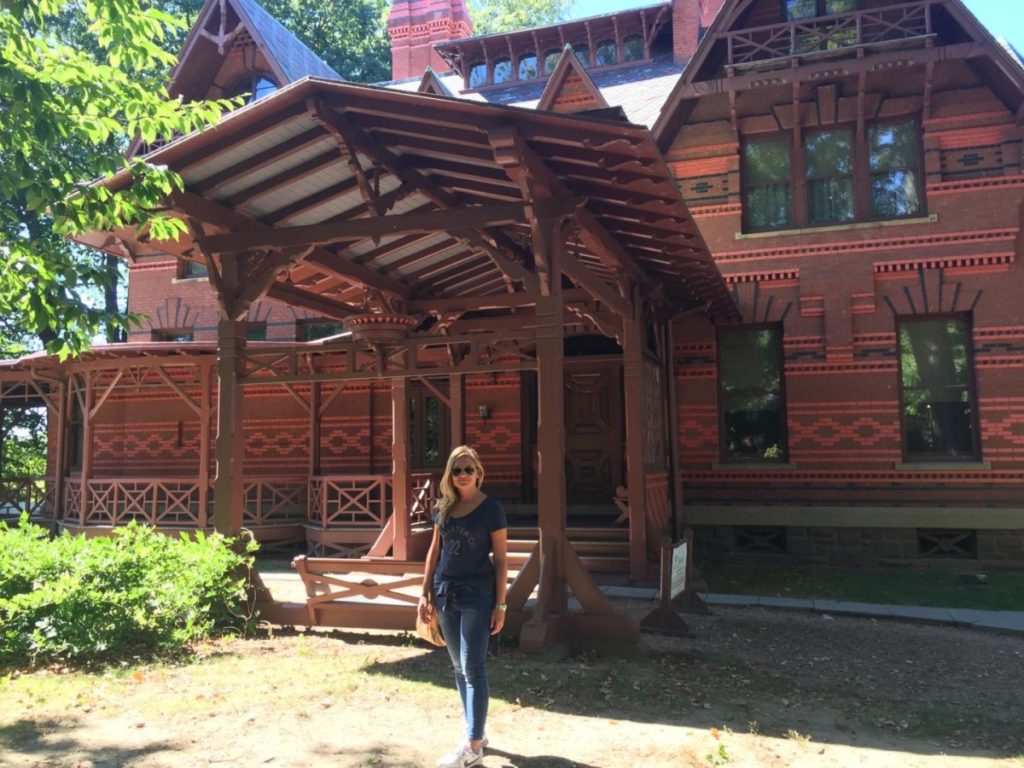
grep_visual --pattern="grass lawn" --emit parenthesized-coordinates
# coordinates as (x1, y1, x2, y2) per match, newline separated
(700, 563, 1024, 611)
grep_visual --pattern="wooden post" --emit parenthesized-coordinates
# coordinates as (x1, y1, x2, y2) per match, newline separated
(663, 319, 683, 541)
(198, 364, 212, 528)
(79, 374, 94, 527)
(213, 318, 246, 534)
(391, 375, 410, 560)
(51, 381, 67, 526)
(622, 303, 648, 581)
(449, 373, 464, 447)
(310, 382, 322, 477)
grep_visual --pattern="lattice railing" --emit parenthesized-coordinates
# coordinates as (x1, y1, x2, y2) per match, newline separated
(409, 473, 440, 527)
(244, 476, 307, 526)
(63, 478, 82, 522)
(644, 471, 672, 537)
(0, 477, 54, 522)
(727, 2, 931, 66)
(309, 475, 393, 528)
(86, 478, 206, 527)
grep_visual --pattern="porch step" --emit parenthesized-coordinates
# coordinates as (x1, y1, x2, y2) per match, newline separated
(506, 525, 630, 574)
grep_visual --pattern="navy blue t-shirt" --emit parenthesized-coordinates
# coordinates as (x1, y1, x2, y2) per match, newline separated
(432, 496, 507, 592)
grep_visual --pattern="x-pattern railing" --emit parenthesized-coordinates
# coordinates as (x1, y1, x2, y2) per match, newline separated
(728, 2, 931, 65)
(243, 477, 307, 525)
(293, 556, 421, 626)
(85, 479, 205, 526)
(309, 475, 393, 527)
(0, 477, 53, 521)
(409, 472, 440, 527)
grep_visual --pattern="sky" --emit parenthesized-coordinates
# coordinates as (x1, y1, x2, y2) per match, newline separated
(567, 0, 1024, 54)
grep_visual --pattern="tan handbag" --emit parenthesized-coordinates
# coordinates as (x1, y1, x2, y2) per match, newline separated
(416, 595, 445, 647)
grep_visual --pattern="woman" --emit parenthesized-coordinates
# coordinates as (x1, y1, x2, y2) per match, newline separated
(419, 445, 508, 768)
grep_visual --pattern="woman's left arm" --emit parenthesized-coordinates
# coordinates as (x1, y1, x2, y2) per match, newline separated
(490, 527, 508, 635)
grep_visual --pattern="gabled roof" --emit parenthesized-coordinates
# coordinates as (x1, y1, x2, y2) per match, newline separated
(168, 0, 340, 100)
(418, 67, 455, 97)
(537, 45, 610, 114)
(653, 0, 1024, 148)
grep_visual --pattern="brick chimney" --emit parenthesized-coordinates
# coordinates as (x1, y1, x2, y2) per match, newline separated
(673, 0, 727, 64)
(388, 0, 473, 81)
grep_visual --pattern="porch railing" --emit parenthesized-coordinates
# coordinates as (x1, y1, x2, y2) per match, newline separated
(85, 478, 207, 527)
(243, 476, 307, 526)
(309, 475, 393, 528)
(0, 477, 55, 522)
(409, 472, 441, 528)
(727, 1, 932, 67)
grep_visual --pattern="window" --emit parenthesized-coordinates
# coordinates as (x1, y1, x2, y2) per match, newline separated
(742, 138, 791, 231)
(898, 315, 979, 461)
(468, 62, 487, 88)
(805, 129, 854, 224)
(718, 325, 788, 462)
(518, 53, 538, 80)
(245, 323, 267, 342)
(786, 0, 855, 20)
(227, 73, 278, 104)
(870, 122, 921, 218)
(572, 44, 590, 67)
(595, 40, 617, 66)
(493, 58, 512, 84)
(741, 119, 922, 232)
(180, 260, 208, 279)
(297, 321, 343, 342)
(544, 50, 561, 75)
(152, 329, 194, 342)
(623, 35, 644, 62)
(410, 384, 449, 470)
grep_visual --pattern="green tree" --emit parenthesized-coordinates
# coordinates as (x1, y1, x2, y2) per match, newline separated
(469, 0, 574, 36)
(0, 0, 230, 359)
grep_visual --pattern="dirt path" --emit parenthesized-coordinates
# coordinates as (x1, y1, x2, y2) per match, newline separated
(1, 603, 1021, 767)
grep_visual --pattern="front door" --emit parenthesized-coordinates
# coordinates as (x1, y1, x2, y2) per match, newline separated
(564, 364, 622, 504)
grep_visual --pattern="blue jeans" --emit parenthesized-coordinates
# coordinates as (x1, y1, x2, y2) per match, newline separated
(435, 586, 494, 742)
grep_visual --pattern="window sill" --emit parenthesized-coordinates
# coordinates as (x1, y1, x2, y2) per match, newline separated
(712, 462, 798, 471)
(735, 213, 937, 240)
(893, 461, 991, 471)
(171, 277, 208, 284)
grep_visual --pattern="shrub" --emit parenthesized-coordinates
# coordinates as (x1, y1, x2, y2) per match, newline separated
(0, 517, 257, 667)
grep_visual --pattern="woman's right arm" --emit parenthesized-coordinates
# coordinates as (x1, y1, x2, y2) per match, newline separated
(418, 525, 441, 622)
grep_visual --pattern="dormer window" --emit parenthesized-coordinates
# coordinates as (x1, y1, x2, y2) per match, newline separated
(469, 62, 487, 88)
(785, 0, 855, 20)
(227, 73, 278, 104)
(544, 50, 561, 75)
(595, 40, 617, 66)
(623, 36, 644, 62)
(518, 53, 538, 80)
(493, 58, 512, 84)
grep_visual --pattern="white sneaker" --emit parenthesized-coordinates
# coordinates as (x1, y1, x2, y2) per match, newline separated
(436, 742, 483, 768)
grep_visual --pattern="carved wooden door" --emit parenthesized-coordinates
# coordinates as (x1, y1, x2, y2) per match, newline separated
(564, 365, 622, 503)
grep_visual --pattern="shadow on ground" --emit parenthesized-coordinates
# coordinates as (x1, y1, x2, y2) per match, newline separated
(0, 716, 177, 767)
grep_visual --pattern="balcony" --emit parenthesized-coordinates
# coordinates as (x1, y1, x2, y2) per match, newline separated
(726, 2, 934, 70)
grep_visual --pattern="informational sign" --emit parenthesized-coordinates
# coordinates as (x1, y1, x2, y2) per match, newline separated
(669, 539, 688, 601)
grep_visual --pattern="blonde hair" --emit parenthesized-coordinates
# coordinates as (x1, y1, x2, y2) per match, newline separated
(434, 445, 485, 528)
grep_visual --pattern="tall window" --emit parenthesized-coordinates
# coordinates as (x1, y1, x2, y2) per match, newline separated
(870, 122, 921, 218)
(786, 0, 856, 20)
(898, 316, 979, 461)
(227, 73, 278, 103)
(623, 35, 644, 62)
(468, 62, 487, 88)
(718, 325, 788, 462)
(544, 50, 561, 74)
(410, 384, 449, 470)
(742, 138, 791, 231)
(595, 40, 617, 66)
(805, 129, 854, 224)
(572, 44, 590, 67)
(180, 260, 208, 279)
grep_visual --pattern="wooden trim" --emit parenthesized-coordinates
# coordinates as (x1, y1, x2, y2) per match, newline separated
(682, 504, 1024, 529)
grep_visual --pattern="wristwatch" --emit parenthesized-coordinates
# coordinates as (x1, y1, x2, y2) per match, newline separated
(495, 603, 507, 612)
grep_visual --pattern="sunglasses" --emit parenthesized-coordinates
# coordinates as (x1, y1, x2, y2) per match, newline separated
(451, 466, 476, 477)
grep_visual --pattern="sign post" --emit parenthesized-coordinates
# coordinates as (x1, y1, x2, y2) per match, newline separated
(640, 529, 707, 636)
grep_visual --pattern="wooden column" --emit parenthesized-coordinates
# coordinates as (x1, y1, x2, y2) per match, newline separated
(449, 373, 464, 447)
(79, 374, 94, 526)
(391, 375, 410, 560)
(198, 364, 212, 528)
(213, 318, 246, 534)
(663, 319, 683, 542)
(622, 302, 648, 581)
(310, 382, 322, 477)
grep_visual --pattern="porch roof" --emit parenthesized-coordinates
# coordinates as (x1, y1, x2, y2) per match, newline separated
(78, 77, 737, 324)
